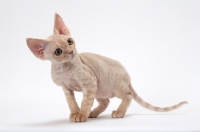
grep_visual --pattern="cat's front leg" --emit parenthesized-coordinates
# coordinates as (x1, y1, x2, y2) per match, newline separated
(71, 82, 97, 122)
(62, 87, 80, 119)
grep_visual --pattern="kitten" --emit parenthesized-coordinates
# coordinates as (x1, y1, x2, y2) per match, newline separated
(26, 13, 188, 122)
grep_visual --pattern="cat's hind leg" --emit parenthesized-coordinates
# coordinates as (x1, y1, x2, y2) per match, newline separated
(112, 87, 132, 118)
(89, 98, 110, 118)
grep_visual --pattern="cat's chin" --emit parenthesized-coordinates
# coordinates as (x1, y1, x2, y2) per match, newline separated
(71, 51, 77, 59)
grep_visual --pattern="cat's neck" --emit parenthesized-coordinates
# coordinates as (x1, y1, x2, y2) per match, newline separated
(51, 53, 82, 68)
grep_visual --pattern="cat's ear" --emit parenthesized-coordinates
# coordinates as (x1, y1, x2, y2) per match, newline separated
(26, 38, 48, 60)
(54, 13, 70, 35)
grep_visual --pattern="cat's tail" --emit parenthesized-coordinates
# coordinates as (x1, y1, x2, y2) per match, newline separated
(129, 85, 188, 112)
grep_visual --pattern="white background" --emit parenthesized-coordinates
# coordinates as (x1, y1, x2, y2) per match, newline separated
(0, 0, 200, 131)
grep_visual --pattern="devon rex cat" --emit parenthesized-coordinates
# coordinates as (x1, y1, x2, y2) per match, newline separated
(26, 14, 187, 122)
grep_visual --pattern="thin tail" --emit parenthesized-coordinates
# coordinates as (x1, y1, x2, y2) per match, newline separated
(130, 85, 188, 112)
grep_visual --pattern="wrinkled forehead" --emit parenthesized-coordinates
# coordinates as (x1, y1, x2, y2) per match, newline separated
(47, 34, 70, 48)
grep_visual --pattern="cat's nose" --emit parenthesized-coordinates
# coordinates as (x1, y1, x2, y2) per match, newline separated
(69, 50, 73, 54)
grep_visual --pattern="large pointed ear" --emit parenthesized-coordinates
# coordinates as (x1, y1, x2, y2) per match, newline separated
(54, 13, 70, 35)
(26, 38, 48, 60)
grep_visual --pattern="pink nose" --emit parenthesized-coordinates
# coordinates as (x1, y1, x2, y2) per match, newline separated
(69, 50, 73, 54)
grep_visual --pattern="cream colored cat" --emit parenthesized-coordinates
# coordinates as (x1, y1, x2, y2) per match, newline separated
(26, 14, 187, 122)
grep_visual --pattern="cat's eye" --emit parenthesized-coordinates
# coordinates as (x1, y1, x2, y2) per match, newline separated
(67, 38, 73, 45)
(54, 48, 62, 56)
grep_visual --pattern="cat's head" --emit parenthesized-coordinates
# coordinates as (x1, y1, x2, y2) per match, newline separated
(26, 13, 76, 63)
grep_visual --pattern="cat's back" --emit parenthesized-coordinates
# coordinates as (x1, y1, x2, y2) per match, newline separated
(79, 52, 130, 79)
(79, 52, 124, 70)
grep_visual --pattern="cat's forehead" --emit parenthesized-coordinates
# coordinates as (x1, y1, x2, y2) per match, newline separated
(47, 34, 70, 47)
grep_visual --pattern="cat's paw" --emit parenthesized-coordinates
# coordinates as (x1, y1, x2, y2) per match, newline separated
(88, 111, 98, 118)
(70, 113, 87, 122)
(112, 110, 125, 118)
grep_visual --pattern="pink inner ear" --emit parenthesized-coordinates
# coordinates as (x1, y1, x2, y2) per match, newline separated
(60, 28, 68, 35)
(31, 42, 44, 56)
(58, 27, 64, 34)
(38, 47, 44, 55)
(27, 38, 47, 59)
(56, 21, 69, 35)
(54, 14, 70, 35)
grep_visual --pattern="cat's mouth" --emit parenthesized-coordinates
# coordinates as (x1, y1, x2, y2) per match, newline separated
(69, 50, 76, 59)
(69, 50, 73, 54)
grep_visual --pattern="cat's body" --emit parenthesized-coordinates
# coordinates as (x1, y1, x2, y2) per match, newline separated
(80, 53, 129, 99)
(52, 52, 129, 98)
(27, 14, 187, 122)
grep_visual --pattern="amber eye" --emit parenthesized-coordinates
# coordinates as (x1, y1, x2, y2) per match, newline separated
(54, 48, 62, 56)
(67, 38, 73, 45)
